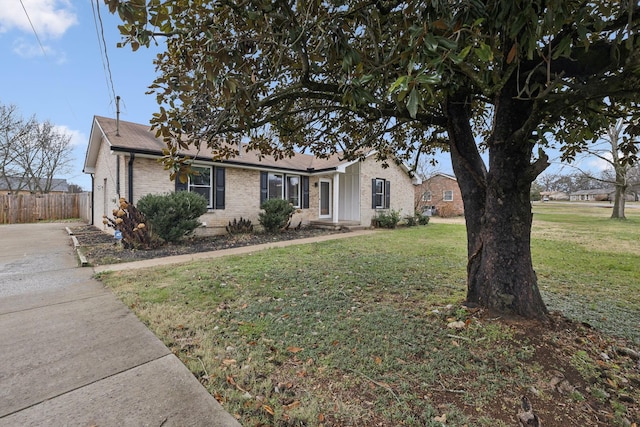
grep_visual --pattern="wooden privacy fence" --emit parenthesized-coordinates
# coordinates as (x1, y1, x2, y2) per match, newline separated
(0, 193, 92, 224)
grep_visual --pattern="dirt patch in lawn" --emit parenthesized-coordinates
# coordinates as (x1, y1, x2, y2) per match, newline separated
(70, 225, 350, 266)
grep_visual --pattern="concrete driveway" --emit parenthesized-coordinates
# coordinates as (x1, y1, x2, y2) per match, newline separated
(0, 222, 241, 427)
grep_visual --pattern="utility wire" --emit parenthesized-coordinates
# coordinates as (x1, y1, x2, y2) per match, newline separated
(92, 0, 118, 109)
(18, 0, 49, 58)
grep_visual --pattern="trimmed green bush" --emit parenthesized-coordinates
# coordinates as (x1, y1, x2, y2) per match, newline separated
(259, 198, 295, 233)
(137, 191, 208, 243)
(374, 209, 401, 229)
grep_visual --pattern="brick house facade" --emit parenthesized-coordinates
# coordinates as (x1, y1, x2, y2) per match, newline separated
(415, 173, 464, 217)
(84, 116, 420, 234)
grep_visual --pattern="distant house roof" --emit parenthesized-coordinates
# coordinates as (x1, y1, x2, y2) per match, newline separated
(571, 188, 614, 196)
(0, 176, 69, 192)
(424, 172, 457, 181)
(84, 116, 419, 181)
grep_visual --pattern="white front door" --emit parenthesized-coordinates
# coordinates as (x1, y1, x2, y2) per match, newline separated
(319, 179, 332, 218)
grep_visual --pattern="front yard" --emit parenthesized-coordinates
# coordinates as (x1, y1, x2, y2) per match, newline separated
(96, 205, 640, 426)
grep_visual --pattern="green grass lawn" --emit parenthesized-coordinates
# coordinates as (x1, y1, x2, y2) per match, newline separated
(98, 203, 640, 426)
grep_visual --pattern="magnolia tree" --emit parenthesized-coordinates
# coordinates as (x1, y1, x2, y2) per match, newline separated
(107, 0, 640, 319)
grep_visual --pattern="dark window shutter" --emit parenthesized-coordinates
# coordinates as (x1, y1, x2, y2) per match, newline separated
(260, 172, 268, 205)
(385, 180, 391, 209)
(214, 167, 225, 209)
(371, 179, 377, 209)
(175, 175, 188, 192)
(302, 176, 310, 209)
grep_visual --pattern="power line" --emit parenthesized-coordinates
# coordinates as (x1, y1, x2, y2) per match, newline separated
(18, 0, 49, 58)
(91, 0, 118, 109)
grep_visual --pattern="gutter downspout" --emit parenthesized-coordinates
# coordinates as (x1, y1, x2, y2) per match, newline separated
(90, 174, 95, 225)
(128, 153, 135, 202)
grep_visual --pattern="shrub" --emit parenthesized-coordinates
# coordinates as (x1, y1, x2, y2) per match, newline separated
(137, 192, 208, 243)
(405, 215, 418, 226)
(259, 199, 296, 233)
(226, 217, 254, 234)
(437, 204, 457, 218)
(374, 209, 401, 229)
(103, 198, 155, 249)
(417, 213, 430, 225)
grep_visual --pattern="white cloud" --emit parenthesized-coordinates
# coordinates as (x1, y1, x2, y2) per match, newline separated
(54, 124, 85, 147)
(0, 0, 77, 39)
(12, 38, 67, 63)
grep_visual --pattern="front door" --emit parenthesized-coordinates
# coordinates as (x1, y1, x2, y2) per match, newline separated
(319, 179, 331, 218)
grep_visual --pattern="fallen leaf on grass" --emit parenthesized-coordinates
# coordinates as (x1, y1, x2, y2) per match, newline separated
(374, 356, 382, 365)
(434, 413, 447, 423)
(288, 346, 304, 353)
(283, 400, 301, 411)
(447, 320, 466, 329)
(222, 359, 237, 365)
(262, 404, 275, 416)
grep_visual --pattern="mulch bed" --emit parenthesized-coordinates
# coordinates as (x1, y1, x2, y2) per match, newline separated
(69, 225, 350, 266)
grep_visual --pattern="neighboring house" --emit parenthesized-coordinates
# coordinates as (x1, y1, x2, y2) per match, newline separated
(83, 116, 420, 233)
(0, 175, 70, 195)
(415, 173, 464, 217)
(569, 188, 610, 201)
(540, 191, 569, 201)
(570, 188, 635, 202)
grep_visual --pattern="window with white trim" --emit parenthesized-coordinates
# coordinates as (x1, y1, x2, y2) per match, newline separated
(443, 190, 453, 201)
(422, 191, 431, 202)
(267, 173, 283, 199)
(374, 178, 385, 208)
(287, 175, 301, 208)
(188, 166, 212, 206)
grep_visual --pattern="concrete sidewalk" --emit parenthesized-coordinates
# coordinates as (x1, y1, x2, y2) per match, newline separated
(0, 223, 241, 427)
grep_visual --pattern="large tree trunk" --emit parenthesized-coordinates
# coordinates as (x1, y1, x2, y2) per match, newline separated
(446, 88, 549, 319)
(611, 185, 627, 219)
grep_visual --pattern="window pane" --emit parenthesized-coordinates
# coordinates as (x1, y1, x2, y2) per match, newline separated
(287, 176, 300, 207)
(192, 186, 211, 205)
(190, 167, 211, 186)
(443, 190, 453, 201)
(268, 173, 283, 199)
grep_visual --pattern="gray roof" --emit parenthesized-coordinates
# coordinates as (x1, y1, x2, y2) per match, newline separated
(0, 176, 69, 192)
(85, 116, 352, 174)
(571, 188, 614, 195)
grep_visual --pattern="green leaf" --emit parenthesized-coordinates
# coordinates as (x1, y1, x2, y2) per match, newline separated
(474, 43, 494, 62)
(406, 88, 420, 119)
(388, 76, 408, 94)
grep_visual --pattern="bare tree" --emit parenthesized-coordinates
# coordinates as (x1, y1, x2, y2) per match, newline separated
(573, 118, 639, 219)
(0, 102, 74, 194)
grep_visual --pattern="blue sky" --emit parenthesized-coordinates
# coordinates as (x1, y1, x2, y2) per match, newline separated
(0, 0, 161, 190)
(0, 1, 606, 192)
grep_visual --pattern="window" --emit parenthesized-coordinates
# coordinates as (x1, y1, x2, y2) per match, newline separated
(260, 172, 310, 208)
(443, 190, 453, 201)
(175, 165, 225, 209)
(267, 173, 283, 199)
(287, 175, 301, 208)
(422, 191, 431, 202)
(189, 166, 212, 205)
(371, 178, 391, 209)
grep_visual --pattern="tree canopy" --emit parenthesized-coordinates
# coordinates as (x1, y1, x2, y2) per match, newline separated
(108, 0, 640, 318)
